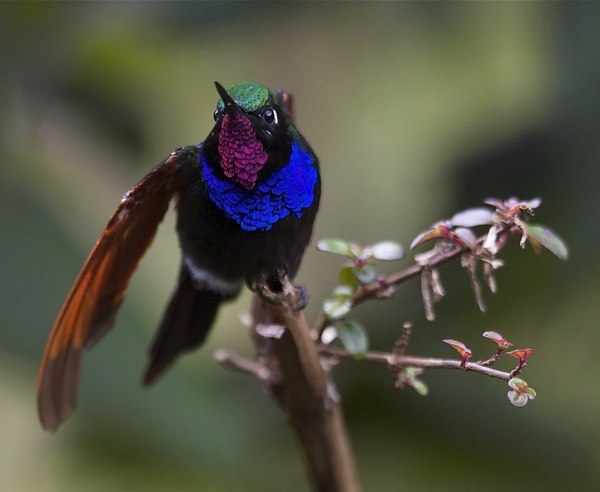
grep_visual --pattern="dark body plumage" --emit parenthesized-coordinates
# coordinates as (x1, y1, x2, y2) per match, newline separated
(179, 133, 319, 284)
(38, 81, 320, 429)
(146, 130, 320, 383)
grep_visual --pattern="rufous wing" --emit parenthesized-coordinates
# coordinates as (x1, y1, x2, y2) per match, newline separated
(37, 147, 198, 431)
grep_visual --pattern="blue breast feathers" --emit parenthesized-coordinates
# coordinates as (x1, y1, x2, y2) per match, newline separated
(201, 142, 317, 231)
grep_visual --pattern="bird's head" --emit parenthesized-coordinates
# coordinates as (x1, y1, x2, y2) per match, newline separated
(203, 81, 293, 191)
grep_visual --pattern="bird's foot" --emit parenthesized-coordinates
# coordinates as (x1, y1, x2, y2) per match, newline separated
(254, 273, 307, 312)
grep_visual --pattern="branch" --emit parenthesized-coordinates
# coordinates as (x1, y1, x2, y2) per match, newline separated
(319, 345, 513, 381)
(315, 244, 464, 335)
(353, 245, 463, 305)
(213, 349, 272, 382)
(219, 279, 360, 492)
(315, 221, 522, 336)
(393, 321, 412, 357)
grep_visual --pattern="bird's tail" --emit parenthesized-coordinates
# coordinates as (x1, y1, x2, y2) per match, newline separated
(142, 264, 234, 385)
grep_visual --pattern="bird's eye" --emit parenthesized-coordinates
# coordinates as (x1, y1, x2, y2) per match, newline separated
(213, 108, 223, 121)
(261, 108, 278, 125)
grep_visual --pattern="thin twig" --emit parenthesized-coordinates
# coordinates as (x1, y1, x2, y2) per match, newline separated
(314, 226, 517, 336)
(355, 245, 465, 304)
(319, 345, 513, 381)
(421, 268, 435, 321)
(477, 348, 504, 367)
(393, 322, 412, 357)
(314, 246, 464, 335)
(214, 349, 272, 382)
(461, 253, 486, 312)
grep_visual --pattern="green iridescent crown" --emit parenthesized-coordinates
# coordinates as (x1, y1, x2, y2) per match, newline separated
(216, 82, 270, 112)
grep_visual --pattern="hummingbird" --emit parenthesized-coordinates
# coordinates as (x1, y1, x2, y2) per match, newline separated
(37, 81, 321, 431)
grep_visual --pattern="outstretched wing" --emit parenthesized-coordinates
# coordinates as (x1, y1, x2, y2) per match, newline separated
(37, 146, 199, 431)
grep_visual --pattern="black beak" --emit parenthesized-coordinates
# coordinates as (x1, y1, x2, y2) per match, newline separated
(214, 81, 241, 114)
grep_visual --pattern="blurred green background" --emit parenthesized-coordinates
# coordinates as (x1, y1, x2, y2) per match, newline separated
(1, 2, 599, 491)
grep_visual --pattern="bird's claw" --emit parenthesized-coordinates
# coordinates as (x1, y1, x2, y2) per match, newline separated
(254, 274, 308, 312)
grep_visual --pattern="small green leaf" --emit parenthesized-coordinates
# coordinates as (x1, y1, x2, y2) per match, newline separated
(332, 285, 354, 298)
(526, 224, 569, 260)
(323, 286, 354, 320)
(350, 242, 371, 261)
(354, 264, 377, 284)
(507, 390, 529, 407)
(411, 379, 429, 396)
(369, 241, 404, 261)
(401, 367, 429, 396)
(323, 297, 352, 320)
(339, 265, 359, 289)
(317, 238, 353, 257)
(507, 377, 536, 407)
(337, 320, 369, 356)
(321, 326, 338, 344)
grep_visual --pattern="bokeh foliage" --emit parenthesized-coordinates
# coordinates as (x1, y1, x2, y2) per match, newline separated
(1, 2, 599, 491)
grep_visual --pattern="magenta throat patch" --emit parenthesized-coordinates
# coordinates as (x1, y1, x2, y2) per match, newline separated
(217, 114, 268, 190)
